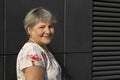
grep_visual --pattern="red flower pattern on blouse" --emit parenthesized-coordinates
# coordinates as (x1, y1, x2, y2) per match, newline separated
(41, 52, 48, 61)
(27, 54, 41, 62)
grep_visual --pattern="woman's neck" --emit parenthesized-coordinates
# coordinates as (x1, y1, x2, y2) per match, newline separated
(28, 38, 47, 51)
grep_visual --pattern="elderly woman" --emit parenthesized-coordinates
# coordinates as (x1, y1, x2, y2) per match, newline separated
(16, 7, 62, 80)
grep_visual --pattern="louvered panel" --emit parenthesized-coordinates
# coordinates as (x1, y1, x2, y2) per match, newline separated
(94, 2, 120, 8)
(94, 12, 120, 17)
(93, 52, 120, 56)
(93, 0, 120, 80)
(94, 17, 120, 22)
(93, 66, 120, 71)
(93, 37, 120, 41)
(93, 32, 120, 37)
(94, 0, 120, 3)
(93, 70, 120, 76)
(93, 56, 120, 61)
(93, 42, 120, 46)
(93, 27, 120, 32)
(93, 47, 120, 51)
(93, 61, 120, 66)
(94, 7, 120, 12)
(94, 22, 120, 26)
(93, 75, 120, 80)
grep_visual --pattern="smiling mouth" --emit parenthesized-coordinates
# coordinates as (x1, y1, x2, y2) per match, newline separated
(43, 36, 52, 38)
(43, 36, 51, 37)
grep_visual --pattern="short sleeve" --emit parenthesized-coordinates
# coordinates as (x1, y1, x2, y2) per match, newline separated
(19, 44, 46, 71)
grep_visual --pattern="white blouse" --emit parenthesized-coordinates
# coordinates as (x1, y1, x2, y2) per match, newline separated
(16, 43, 62, 80)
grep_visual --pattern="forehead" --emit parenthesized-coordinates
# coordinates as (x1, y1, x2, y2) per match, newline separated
(35, 21, 52, 26)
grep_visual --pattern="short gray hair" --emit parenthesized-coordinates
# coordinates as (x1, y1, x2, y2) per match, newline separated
(24, 7, 56, 35)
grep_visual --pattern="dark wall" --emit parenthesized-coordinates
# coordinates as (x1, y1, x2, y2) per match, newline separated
(0, 0, 3, 53)
(65, 0, 92, 80)
(0, 0, 4, 80)
(2, 0, 92, 80)
(0, 57, 3, 80)
(66, 0, 92, 52)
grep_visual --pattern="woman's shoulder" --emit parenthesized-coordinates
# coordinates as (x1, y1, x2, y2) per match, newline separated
(18, 42, 40, 54)
(18, 43, 41, 57)
(23, 42, 39, 49)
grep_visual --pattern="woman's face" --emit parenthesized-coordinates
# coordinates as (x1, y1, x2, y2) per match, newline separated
(28, 21, 55, 46)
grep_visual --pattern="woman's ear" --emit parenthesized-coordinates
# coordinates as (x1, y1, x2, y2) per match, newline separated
(27, 27, 32, 37)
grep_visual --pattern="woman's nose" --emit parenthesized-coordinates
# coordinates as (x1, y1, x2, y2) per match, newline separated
(44, 27, 50, 33)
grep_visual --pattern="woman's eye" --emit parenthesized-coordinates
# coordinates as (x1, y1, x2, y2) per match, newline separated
(49, 25, 54, 28)
(39, 26, 45, 28)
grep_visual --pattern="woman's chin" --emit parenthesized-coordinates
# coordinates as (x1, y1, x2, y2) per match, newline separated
(43, 40, 51, 45)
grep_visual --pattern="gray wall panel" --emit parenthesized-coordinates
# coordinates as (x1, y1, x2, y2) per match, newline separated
(65, 0, 92, 52)
(5, 55, 17, 80)
(0, 56, 3, 80)
(0, 0, 4, 53)
(65, 53, 91, 80)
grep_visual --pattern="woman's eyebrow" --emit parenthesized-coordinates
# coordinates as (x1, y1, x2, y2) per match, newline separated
(37, 24, 46, 26)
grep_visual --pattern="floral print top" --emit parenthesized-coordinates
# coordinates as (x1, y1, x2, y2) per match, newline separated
(16, 43, 62, 80)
